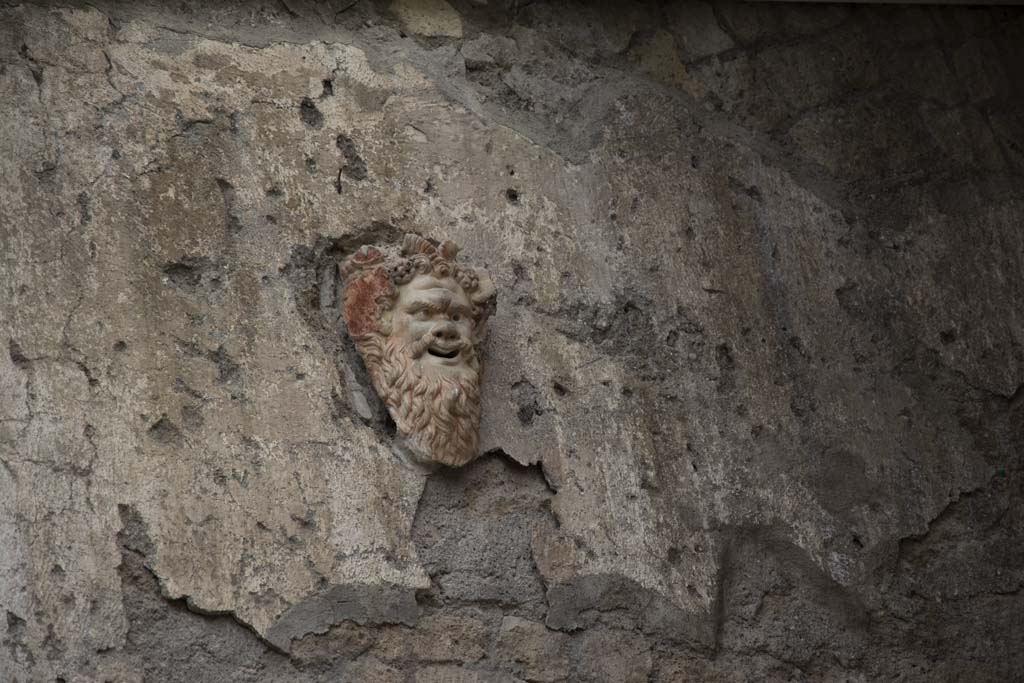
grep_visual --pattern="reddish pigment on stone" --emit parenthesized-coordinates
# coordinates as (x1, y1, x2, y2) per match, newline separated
(343, 268, 392, 338)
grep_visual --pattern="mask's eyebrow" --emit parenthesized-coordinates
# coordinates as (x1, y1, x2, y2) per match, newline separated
(447, 301, 473, 318)
(405, 299, 446, 314)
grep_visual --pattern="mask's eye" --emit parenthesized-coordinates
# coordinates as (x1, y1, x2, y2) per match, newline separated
(451, 313, 461, 322)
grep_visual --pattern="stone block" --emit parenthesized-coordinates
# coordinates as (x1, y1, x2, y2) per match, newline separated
(412, 613, 491, 663)
(347, 657, 404, 683)
(494, 616, 570, 683)
(576, 629, 652, 683)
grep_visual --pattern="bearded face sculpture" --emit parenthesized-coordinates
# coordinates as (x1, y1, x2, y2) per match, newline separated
(340, 235, 495, 468)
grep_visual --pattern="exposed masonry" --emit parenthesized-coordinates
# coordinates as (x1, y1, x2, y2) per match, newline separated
(1, 0, 1023, 681)
(105, 455, 711, 682)
(93, 452, 1024, 682)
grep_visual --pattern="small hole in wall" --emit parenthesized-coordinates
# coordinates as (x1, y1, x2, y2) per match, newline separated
(505, 188, 519, 204)
(851, 535, 864, 550)
(299, 97, 323, 129)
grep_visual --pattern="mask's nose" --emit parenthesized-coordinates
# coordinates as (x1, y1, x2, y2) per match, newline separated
(431, 321, 460, 343)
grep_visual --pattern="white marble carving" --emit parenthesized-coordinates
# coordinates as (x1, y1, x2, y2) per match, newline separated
(341, 235, 495, 467)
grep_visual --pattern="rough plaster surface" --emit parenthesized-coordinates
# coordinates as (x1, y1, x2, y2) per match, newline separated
(1, 1, 1022, 681)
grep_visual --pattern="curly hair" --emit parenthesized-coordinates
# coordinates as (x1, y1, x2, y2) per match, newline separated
(340, 234, 495, 341)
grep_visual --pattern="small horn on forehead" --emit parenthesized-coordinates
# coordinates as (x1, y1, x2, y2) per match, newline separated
(402, 234, 437, 257)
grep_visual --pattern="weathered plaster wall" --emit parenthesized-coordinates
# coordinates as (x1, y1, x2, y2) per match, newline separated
(1, 1, 1022, 681)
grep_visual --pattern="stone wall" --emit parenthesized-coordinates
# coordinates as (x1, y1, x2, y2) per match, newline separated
(1, 1, 1022, 681)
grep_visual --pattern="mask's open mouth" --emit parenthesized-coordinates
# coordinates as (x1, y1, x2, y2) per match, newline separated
(427, 347, 460, 360)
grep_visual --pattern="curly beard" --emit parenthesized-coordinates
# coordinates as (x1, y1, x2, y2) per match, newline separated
(357, 333, 482, 467)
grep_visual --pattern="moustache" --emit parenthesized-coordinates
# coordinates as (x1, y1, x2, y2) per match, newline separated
(409, 330, 471, 360)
